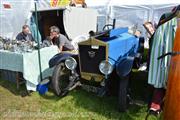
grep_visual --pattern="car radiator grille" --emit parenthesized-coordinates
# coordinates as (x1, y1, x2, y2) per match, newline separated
(78, 45, 106, 74)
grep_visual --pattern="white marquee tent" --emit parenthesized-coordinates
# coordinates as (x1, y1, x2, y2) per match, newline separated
(86, 0, 180, 30)
(0, 0, 180, 39)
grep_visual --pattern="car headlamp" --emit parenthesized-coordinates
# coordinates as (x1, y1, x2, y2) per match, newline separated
(99, 60, 113, 75)
(65, 57, 77, 70)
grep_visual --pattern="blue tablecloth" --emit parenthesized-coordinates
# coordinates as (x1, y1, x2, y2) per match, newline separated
(0, 46, 59, 91)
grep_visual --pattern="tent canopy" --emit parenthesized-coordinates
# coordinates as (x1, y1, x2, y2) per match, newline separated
(0, 0, 179, 39)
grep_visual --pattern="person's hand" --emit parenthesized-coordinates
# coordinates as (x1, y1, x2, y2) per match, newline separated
(50, 35, 54, 40)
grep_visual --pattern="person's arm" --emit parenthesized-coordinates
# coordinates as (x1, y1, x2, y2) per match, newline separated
(58, 35, 66, 52)
(59, 45, 63, 52)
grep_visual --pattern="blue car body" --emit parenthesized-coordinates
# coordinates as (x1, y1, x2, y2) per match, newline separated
(106, 28, 139, 76)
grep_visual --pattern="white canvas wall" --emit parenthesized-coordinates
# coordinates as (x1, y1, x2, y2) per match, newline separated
(0, 0, 34, 39)
(86, 0, 179, 30)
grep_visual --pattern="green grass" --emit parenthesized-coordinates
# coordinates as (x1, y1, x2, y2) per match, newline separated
(0, 70, 161, 120)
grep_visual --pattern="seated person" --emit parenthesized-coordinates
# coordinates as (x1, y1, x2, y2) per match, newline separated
(16, 25, 34, 41)
(43, 26, 74, 52)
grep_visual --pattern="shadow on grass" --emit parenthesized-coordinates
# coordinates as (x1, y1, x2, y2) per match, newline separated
(129, 71, 149, 102)
(0, 78, 28, 96)
(71, 71, 149, 119)
(67, 89, 145, 120)
(39, 89, 63, 101)
(38, 70, 149, 120)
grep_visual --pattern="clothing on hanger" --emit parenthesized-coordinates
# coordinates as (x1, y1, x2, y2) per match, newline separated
(148, 17, 177, 88)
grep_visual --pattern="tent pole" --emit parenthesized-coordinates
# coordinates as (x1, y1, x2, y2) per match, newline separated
(34, 1, 42, 81)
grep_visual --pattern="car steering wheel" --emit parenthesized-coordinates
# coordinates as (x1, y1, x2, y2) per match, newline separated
(102, 24, 114, 31)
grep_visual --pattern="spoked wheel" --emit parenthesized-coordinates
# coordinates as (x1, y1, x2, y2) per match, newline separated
(52, 62, 71, 96)
(118, 75, 129, 112)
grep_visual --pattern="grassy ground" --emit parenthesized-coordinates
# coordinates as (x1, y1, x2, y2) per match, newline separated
(0, 69, 161, 120)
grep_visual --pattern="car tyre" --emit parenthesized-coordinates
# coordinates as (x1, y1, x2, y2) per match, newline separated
(52, 62, 71, 96)
(118, 75, 129, 112)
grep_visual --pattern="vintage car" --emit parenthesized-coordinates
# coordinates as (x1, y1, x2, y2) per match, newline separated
(49, 27, 144, 111)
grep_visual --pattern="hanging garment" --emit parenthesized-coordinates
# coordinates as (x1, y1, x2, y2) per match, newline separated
(148, 18, 177, 88)
(29, 16, 42, 43)
(147, 12, 176, 71)
(163, 21, 180, 120)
